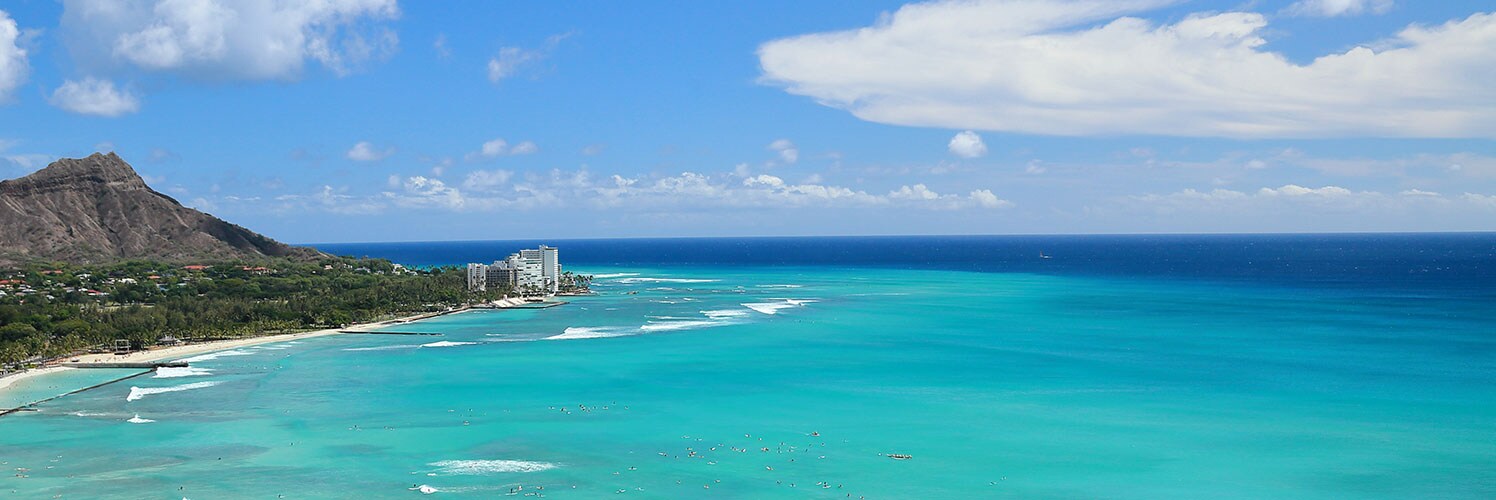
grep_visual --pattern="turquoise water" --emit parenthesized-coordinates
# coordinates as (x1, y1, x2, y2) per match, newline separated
(2, 264, 1494, 498)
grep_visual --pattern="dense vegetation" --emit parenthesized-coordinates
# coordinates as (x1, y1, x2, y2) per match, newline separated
(0, 256, 505, 367)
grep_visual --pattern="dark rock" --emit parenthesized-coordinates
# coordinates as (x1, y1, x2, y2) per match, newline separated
(0, 152, 320, 265)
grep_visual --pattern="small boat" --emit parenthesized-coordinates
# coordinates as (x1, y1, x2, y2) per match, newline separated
(1039, 252, 1052, 259)
(888, 454, 913, 460)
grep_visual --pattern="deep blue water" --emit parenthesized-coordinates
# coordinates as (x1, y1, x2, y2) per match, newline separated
(316, 233, 1496, 293)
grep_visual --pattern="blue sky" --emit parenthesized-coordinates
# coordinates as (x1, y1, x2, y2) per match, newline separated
(1, 0, 1493, 243)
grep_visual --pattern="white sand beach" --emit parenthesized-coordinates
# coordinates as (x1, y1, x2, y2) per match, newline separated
(0, 309, 459, 400)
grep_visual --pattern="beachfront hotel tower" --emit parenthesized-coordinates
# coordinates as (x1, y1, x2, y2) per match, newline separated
(466, 245, 560, 294)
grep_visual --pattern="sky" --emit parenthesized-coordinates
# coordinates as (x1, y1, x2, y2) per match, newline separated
(0, 0, 1493, 243)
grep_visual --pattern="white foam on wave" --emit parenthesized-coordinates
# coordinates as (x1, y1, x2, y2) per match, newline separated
(639, 320, 726, 332)
(177, 349, 253, 364)
(742, 302, 793, 315)
(72, 411, 109, 417)
(742, 298, 818, 315)
(480, 336, 538, 343)
(127, 381, 220, 402)
(701, 309, 751, 319)
(126, 414, 154, 424)
(592, 273, 640, 279)
(343, 344, 422, 352)
(757, 284, 803, 288)
(427, 459, 559, 475)
(548, 326, 638, 341)
(154, 366, 213, 379)
(618, 277, 719, 284)
(421, 341, 479, 348)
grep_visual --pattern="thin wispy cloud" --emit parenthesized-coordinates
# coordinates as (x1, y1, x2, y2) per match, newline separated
(768, 139, 798, 164)
(1285, 0, 1394, 17)
(487, 31, 572, 83)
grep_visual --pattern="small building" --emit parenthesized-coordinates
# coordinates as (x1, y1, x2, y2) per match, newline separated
(158, 334, 182, 346)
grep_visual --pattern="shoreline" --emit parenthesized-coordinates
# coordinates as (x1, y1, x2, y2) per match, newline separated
(0, 308, 463, 401)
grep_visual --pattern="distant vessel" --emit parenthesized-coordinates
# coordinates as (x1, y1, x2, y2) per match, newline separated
(1039, 252, 1053, 259)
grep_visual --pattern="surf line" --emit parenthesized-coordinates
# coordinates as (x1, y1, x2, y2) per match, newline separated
(0, 369, 155, 418)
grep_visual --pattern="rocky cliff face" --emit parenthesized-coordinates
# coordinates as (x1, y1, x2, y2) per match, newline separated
(0, 153, 318, 265)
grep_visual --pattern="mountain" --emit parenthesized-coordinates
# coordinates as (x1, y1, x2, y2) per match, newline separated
(0, 152, 319, 265)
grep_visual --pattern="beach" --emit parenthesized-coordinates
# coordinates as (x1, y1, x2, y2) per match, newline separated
(0, 310, 458, 401)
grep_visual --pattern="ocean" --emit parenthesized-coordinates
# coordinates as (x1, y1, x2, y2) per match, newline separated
(2, 234, 1494, 498)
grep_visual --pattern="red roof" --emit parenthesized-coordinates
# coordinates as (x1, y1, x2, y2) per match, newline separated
(182, 265, 211, 271)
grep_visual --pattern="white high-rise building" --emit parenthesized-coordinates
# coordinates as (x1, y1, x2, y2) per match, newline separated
(466, 245, 560, 294)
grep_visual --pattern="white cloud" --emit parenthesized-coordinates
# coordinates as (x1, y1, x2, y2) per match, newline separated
(388, 176, 464, 210)
(0, 10, 29, 102)
(890, 183, 941, 201)
(1286, 0, 1393, 17)
(49, 77, 140, 116)
(346, 141, 394, 161)
(758, 1, 1496, 138)
(479, 138, 507, 157)
(61, 0, 400, 80)
(1257, 184, 1353, 197)
(466, 138, 538, 160)
(970, 189, 1012, 208)
(487, 32, 570, 83)
(488, 47, 540, 83)
(1128, 184, 1496, 215)
(768, 139, 799, 164)
(509, 140, 539, 155)
(354, 169, 1010, 214)
(463, 169, 513, 191)
(888, 183, 1013, 209)
(947, 130, 987, 158)
(1296, 152, 1496, 178)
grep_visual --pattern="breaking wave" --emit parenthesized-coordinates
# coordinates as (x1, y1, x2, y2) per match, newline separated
(592, 273, 641, 279)
(639, 320, 728, 332)
(548, 326, 639, 341)
(742, 298, 818, 315)
(702, 309, 751, 319)
(427, 459, 559, 475)
(153, 366, 213, 378)
(127, 381, 220, 402)
(126, 414, 155, 424)
(420, 341, 479, 348)
(177, 349, 253, 363)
